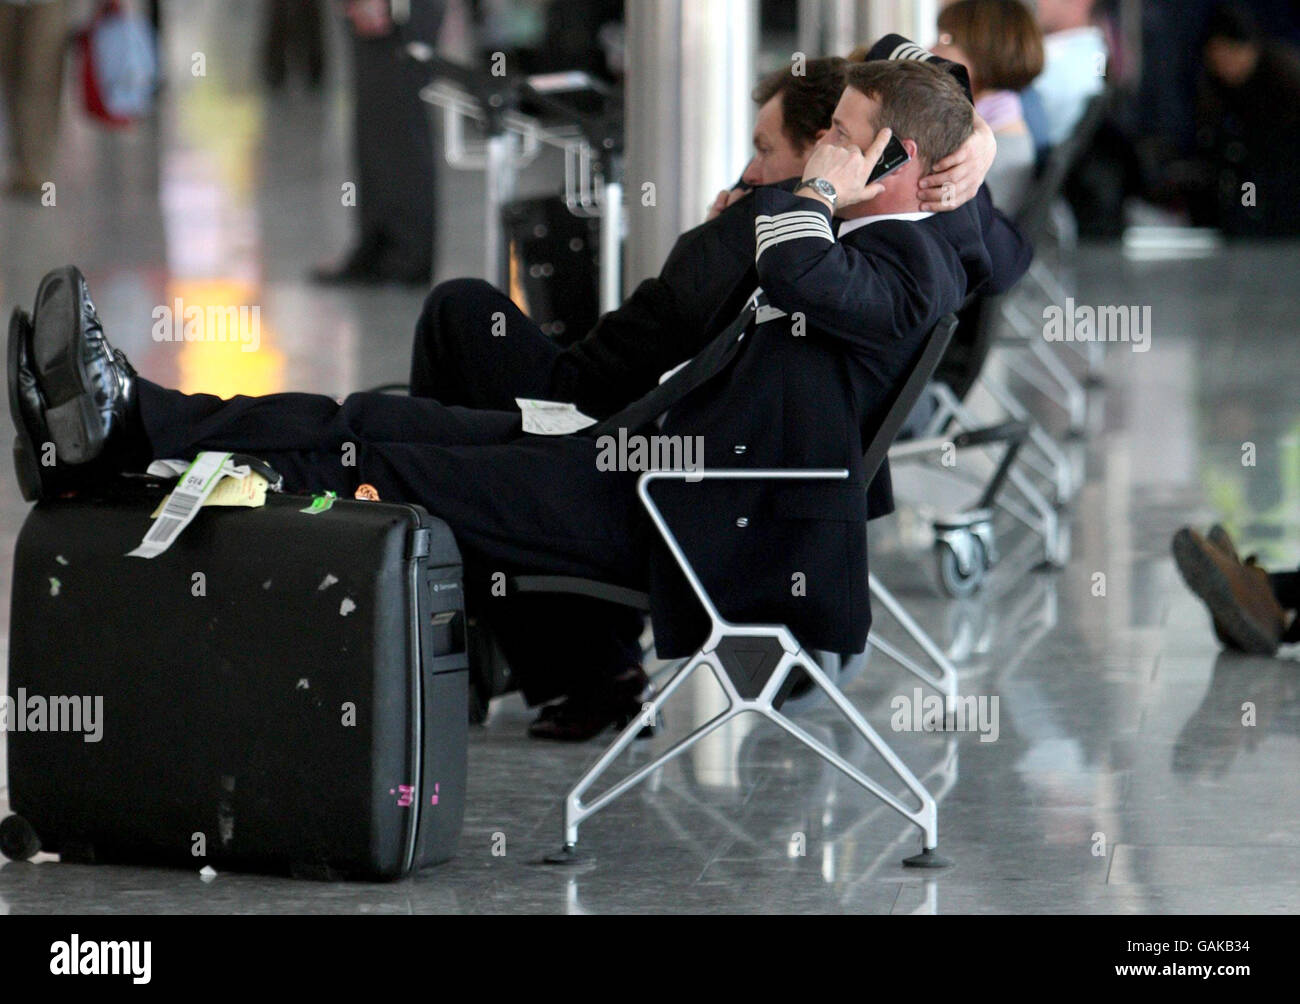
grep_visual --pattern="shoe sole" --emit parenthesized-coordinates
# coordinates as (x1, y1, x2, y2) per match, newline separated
(1172, 529, 1278, 655)
(1207, 524, 1239, 564)
(30, 267, 105, 465)
(7, 308, 46, 502)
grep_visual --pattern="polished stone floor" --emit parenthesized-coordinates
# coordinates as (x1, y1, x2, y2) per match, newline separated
(2, 4, 1299, 915)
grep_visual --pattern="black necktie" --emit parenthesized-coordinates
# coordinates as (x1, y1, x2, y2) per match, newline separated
(585, 300, 759, 436)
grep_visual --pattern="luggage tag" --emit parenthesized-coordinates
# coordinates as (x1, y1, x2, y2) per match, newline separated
(516, 398, 597, 436)
(146, 467, 271, 517)
(128, 452, 251, 559)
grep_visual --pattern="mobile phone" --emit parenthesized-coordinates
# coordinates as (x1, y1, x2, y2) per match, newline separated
(868, 135, 911, 184)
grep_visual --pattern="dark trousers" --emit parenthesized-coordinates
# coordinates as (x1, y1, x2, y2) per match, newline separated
(405, 278, 646, 700)
(409, 278, 563, 406)
(1269, 570, 1300, 643)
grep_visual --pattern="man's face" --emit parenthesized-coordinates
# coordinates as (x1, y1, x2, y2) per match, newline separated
(819, 87, 883, 159)
(741, 94, 814, 186)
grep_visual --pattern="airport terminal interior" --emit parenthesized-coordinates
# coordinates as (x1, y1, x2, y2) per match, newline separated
(1, 0, 1299, 915)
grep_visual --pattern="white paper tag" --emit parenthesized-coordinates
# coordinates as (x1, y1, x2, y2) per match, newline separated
(128, 452, 247, 559)
(515, 398, 597, 436)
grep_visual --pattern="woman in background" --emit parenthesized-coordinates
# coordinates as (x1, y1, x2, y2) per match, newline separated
(931, 0, 1044, 215)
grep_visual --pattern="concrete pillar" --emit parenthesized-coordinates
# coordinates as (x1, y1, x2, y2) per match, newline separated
(865, 0, 939, 48)
(623, 0, 758, 291)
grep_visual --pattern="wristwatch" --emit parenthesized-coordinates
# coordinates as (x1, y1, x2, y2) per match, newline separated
(794, 177, 838, 209)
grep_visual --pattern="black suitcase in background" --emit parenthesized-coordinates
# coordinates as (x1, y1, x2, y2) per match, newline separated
(504, 195, 600, 346)
(1, 479, 468, 880)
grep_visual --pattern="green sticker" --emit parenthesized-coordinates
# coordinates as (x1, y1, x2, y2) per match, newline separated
(300, 491, 338, 515)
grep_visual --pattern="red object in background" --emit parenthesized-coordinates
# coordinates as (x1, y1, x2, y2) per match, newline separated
(79, 0, 156, 128)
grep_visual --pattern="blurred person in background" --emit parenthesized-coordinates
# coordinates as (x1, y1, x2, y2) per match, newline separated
(1187, 1, 1300, 236)
(932, 0, 1044, 215)
(0, 0, 66, 198)
(313, 0, 445, 286)
(1025, 0, 1107, 152)
(263, 0, 328, 90)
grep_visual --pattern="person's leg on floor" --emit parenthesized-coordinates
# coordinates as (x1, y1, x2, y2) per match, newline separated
(0, 5, 20, 187)
(12, 0, 66, 191)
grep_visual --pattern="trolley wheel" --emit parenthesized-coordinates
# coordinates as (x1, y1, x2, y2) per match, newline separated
(936, 535, 987, 599)
(0, 814, 41, 861)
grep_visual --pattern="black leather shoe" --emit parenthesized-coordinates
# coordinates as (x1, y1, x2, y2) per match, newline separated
(528, 667, 659, 742)
(28, 266, 137, 468)
(8, 307, 53, 501)
(310, 255, 385, 286)
(10, 267, 142, 501)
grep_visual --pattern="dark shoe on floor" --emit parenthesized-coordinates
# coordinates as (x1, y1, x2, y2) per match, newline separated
(528, 666, 656, 742)
(9, 267, 140, 500)
(310, 250, 386, 286)
(1207, 523, 1240, 563)
(312, 239, 431, 288)
(1204, 523, 1262, 649)
(1173, 527, 1285, 655)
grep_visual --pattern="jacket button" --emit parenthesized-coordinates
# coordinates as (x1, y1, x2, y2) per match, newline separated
(735, 518, 749, 528)
(733, 444, 747, 455)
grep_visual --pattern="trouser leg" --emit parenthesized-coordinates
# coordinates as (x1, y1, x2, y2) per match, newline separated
(352, 33, 436, 276)
(1269, 569, 1300, 643)
(0, 6, 19, 182)
(409, 278, 561, 406)
(12, 0, 65, 187)
(407, 279, 645, 697)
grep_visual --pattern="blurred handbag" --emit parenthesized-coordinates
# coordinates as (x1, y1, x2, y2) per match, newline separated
(79, 0, 158, 127)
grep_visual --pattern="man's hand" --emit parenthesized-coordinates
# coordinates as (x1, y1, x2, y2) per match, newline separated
(799, 129, 893, 212)
(919, 110, 996, 212)
(707, 186, 750, 221)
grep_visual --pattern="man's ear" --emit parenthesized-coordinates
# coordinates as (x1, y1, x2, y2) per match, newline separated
(901, 138, 919, 161)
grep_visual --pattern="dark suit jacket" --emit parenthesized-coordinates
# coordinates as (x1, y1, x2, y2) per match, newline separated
(646, 187, 993, 658)
(549, 180, 1028, 527)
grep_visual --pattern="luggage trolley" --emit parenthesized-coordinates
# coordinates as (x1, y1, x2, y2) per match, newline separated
(408, 46, 625, 315)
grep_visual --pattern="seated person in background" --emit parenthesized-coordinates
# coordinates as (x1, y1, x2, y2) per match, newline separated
(1188, 1, 1300, 236)
(10, 62, 1001, 745)
(1173, 525, 1300, 657)
(1025, 0, 1107, 151)
(932, 0, 1045, 216)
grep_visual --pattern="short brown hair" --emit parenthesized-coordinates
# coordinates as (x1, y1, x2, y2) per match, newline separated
(753, 57, 847, 152)
(843, 60, 974, 170)
(937, 0, 1045, 92)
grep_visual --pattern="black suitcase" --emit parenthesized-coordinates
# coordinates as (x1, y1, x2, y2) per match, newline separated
(1, 477, 468, 880)
(504, 195, 600, 346)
